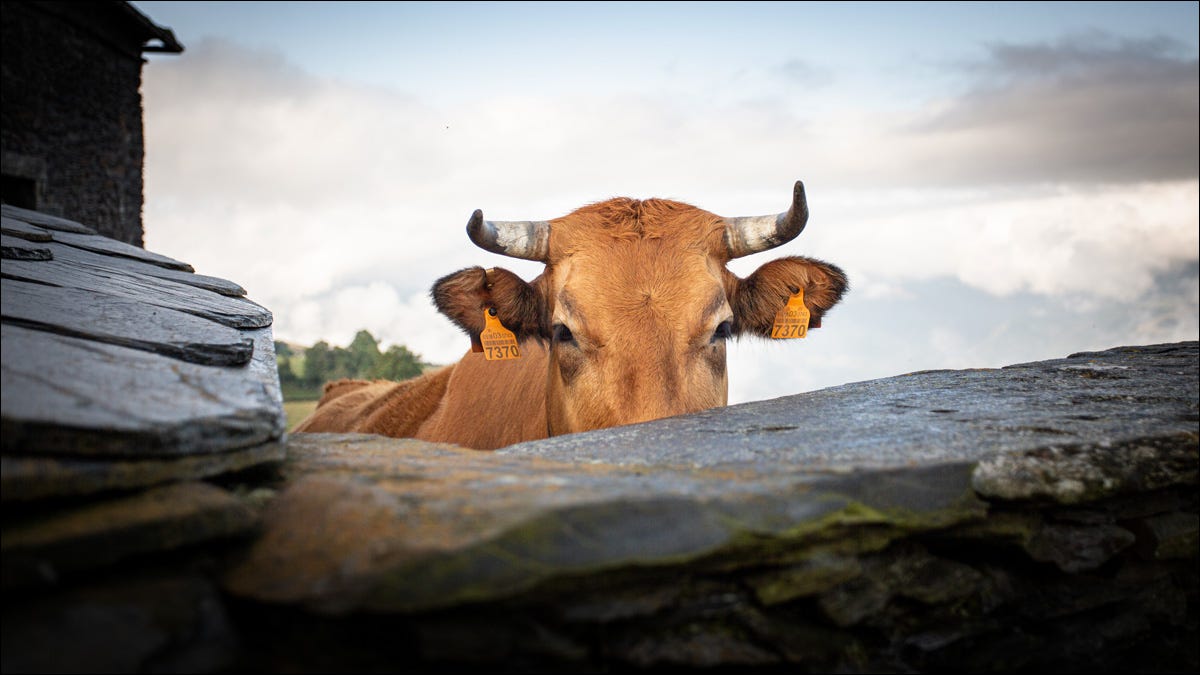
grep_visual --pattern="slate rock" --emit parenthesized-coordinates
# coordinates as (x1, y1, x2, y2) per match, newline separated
(2, 256, 271, 329)
(498, 342, 1199, 480)
(0, 441, 285, 502)
(973, 434, 1199, 504)
(559, 584, 685, 623)
(2, 481, 257, 589)
(5, 340, 1180, 671)
(1, 204, 97, 234)
(224, 433, 985, 614)
(746, 552, 863, 605)
(0, 215, 54, 241)
(612, 621, 780, 667)
(1, 575, 237, 674)
(44, 240, 245, 296)
(1, 234, 52, 260)
(2, 278, 254, 366)
(245, 326, 288, 433)
(1024, 521, 1137, 572)
(878, 542, 986, 605)
(1, 324, 284, 457)
(1128, 512, 1200, 560)
(818, 575, 892, 627)
(46, 229, 193, 271)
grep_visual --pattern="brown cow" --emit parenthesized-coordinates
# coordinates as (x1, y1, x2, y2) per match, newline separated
(295, 181, 847, 449)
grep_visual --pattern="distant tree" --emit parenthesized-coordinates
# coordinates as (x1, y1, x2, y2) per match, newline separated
(373, 344, 424, 381)
(276, 355, 298, 384)
(328, 346, 352, 380)
(304, 340, 333, 387)
(274, 341, 293, 358)
(291, 331, 427, 388)
(347, 330, 382, 377)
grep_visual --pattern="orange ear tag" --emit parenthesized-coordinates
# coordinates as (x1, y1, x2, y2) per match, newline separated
(479, 309, 521, 361)
(770, 288, 810, 339)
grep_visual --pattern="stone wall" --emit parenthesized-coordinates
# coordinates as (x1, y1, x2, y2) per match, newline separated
(1, 1, 154, 246)
(3, 337, 1196, 672)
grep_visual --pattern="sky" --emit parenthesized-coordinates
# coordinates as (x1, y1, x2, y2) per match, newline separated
(132, 1, 1199, 404)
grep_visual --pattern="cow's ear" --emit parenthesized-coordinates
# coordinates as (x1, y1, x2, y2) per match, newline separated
(730, 256, 848, 337)
(431, 266, 547, 342)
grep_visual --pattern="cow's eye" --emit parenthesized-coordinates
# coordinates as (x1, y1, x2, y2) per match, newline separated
(553, 324, 575, 344)
(711, 320, 733, 343)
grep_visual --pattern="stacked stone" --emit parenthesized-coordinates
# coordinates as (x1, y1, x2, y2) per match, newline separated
(1, 211, 1195, 672)
(2, 1, 182, 246)
(220, 344, 1197, 672)
(1, 204, 285, 671)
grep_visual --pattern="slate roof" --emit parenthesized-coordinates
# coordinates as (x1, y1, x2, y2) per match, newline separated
(1, 203, 285, 501)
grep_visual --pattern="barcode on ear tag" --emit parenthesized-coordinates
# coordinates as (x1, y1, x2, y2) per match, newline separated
(480, 310, 521, 360)
(771, 288, 810, 339)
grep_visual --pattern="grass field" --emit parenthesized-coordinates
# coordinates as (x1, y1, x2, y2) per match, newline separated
(283, 400, 319, 432)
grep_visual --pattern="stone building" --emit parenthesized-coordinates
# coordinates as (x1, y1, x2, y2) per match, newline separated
(1, 1, 182, 246)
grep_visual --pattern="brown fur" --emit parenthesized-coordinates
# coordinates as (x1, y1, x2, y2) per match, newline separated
(729, 256, 849, 336)
(295, 348, 549, 449)
(294, 192, 848, 450)
(294, 365, 454, 438)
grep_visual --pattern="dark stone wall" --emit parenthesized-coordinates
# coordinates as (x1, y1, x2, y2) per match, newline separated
(2, 1, 147, 246)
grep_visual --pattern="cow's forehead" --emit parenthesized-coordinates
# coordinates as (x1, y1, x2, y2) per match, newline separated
(547, 243, 729, 324)
(547, 197, 727, 260)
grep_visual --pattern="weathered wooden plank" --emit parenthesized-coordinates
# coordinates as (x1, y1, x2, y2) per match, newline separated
(0, 204, 96, 234)
(44, 241, 246, 297)
(0, 325, 284, 458)
(0, 441, 285, 502)
(48, 230, 194, 272)
(1, 216, 53, 242)
(1, 279, 254, 366)
(1, 257, 272, 329)
(1, 235, 52, 260)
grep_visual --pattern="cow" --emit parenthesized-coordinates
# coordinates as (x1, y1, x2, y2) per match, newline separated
(295, 181, 847, 449)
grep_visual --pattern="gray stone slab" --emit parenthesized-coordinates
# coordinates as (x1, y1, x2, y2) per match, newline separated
(1, 279, 254, 366)
(227, 343, 1198, 615)
(1, 234, 52, 260)
(2, 482, 257, 589)
(0, 204, 96, 234)
(0, 216, 53, 242)
(2, 256, 272, 329)
(3, 339, 1193, 671)
(44, 241, 246, 296)
(499, 342, 1199, 487)
(48, 229, 193, 272)
(225, 433, 988, 614)
(0, 324, 285, 458)
(0, 441, 285, 502)
(244, 326, 288, 436)
(2, 575, 238, 673)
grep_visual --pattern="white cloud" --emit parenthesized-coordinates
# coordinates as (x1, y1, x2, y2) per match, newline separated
(815, 181, 1199, 303)
(141, 38, 1198, 406)
(907, 32, 1199, 185)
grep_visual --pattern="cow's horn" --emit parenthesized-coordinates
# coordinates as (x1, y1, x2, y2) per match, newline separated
(723, 180, 809, 258)
(466, 210, 551, 262)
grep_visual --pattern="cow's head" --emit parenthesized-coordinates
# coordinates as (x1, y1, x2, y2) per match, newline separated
(432, 181, 847, 436)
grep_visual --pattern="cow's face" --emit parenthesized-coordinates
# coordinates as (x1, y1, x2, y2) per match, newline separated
(433, 182, 847, 437)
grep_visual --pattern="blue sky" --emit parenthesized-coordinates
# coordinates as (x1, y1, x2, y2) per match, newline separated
(131, 1, 1199, 403)
(136, 2, 1198, 102)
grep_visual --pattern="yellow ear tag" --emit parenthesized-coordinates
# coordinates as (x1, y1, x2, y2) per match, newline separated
(480, 309, 521, 360)
(771, 288, 810, 339)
